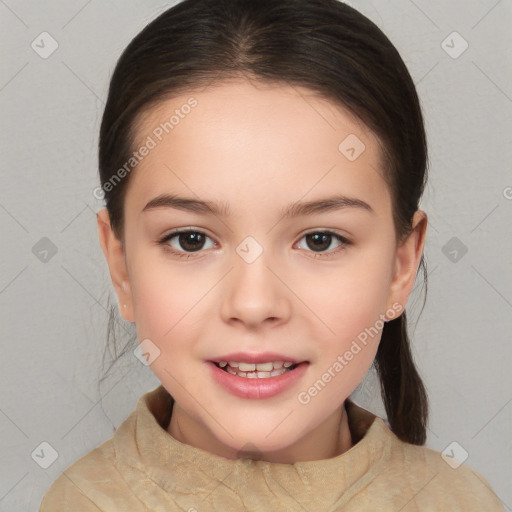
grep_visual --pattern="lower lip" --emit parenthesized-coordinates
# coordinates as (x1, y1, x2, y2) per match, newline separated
(207, 361, 309, 400)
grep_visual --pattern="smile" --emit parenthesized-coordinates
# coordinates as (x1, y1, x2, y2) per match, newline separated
(208, 360, 309, 399)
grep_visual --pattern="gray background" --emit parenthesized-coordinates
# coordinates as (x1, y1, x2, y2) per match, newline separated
(1, 0, 511, 510)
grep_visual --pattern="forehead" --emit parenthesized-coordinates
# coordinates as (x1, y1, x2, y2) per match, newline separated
(126, 78, 390, 219)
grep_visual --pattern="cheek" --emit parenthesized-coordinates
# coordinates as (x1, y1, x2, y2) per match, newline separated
(297, 248, 393, 393)
(303, 251, 393, 337)
(129, 261, 213, 395)
(129, 256, 210, 349)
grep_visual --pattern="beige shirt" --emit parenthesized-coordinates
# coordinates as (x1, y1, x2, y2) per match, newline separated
(39, 384, 504, 511)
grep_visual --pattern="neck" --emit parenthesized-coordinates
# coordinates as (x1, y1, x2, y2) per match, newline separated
(167, 401, 353, 464)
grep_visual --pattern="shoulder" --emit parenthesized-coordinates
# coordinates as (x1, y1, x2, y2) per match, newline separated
(384, 432, 504, 510)
(38, 437, 112, 511)
(38, 434, 144, 512)
(345, 401, 503, 510)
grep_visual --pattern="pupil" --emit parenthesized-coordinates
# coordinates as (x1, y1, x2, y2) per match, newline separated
(307, 233, 330, 251)
(180, 232, 204, 252)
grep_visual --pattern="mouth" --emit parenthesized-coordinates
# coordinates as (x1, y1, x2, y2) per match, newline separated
(208, 358, 310, 399)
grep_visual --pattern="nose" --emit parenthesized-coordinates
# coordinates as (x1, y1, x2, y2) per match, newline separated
(219, 248, 292, 329)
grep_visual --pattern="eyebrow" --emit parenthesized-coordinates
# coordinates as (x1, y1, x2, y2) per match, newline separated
(142, 193, 375, 218)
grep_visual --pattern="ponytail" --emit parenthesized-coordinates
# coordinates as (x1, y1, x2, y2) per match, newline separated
(374, 310, 429, 445)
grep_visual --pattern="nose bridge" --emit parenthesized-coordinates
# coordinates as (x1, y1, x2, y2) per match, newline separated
(220, 233, 290, 325)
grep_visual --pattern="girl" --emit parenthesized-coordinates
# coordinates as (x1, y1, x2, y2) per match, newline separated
(40, 0, 503, 510)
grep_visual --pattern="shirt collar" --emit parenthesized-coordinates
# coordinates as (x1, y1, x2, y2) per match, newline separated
(114, 384, 394, 508)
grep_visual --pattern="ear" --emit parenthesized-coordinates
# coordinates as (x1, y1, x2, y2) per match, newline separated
(386, 210, 427, 316)
(96, 208, 135, 322)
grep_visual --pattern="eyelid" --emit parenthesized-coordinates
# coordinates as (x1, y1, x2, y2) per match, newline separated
(159, 225, 213, 237)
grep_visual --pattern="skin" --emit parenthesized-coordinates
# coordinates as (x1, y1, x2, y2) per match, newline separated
(97, 78, 427, 464)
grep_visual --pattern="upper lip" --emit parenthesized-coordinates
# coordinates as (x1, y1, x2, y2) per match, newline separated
(209, 352, 307, 364)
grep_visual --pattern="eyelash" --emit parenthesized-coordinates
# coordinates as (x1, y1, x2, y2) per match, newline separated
(157, 228, 351, 260)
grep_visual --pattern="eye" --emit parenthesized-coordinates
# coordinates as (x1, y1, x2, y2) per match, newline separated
(157, 228, 351, 260)
(296, 230, 351, 258)
(157, 228, 216, 258)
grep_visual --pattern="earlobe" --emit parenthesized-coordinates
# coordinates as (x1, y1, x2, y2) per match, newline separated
(386, 210, 428, 314)
(96, 208, 135, 322)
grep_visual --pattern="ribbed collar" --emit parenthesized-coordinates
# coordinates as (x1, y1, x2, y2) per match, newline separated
(113, 384, 395, 509)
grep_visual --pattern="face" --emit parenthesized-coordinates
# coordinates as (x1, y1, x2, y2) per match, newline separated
(98, 78, 426, 463)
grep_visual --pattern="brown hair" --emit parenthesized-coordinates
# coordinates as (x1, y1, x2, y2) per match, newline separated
(98, 0, 429, 445)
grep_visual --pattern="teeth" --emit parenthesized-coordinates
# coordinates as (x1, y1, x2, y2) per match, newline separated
(255, 362, 273, 371)
(221, 361, 295, 370)
(217, 360, 299, 378)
